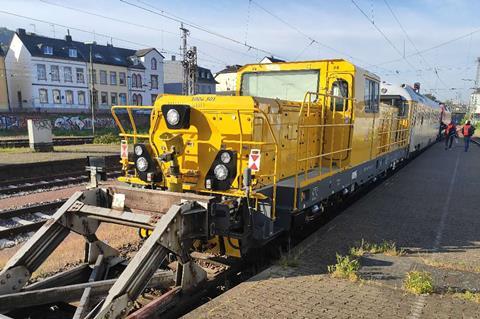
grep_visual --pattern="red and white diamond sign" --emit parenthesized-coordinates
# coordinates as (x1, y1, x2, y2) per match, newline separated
(121, 140, 128, 159)
(248, 149, 261, 172)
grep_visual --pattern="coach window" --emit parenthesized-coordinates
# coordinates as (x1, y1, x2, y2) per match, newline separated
(331, 79, 349, 111)
(364, 79, 379, 113)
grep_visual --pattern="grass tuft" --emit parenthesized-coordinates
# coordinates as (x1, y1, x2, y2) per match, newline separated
(453, 290, 480, 304)
(327, 253, 360, 282)
(350, 239, 404, 257)
(404, 271, 434, 295)
(93, 133, 120, 144)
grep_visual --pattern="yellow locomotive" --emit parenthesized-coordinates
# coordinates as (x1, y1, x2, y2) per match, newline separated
(0, 59, 447, 319)
(112, 59, 442, 257)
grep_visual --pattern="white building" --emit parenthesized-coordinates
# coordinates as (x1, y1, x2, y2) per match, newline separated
(470, 89, 480, 114)
(6, 29, 89, 111)
(214, 64, 241, 95)
(5, 29, 165, 112)
(134, 48, 164, 105)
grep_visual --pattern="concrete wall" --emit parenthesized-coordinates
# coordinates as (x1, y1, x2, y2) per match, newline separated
(5, 34, 33, 110)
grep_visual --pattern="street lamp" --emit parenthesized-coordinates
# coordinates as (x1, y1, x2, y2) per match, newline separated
(85, 42, 96, 136)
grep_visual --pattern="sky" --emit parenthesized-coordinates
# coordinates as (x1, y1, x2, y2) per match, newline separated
(1, 0, 480, 103)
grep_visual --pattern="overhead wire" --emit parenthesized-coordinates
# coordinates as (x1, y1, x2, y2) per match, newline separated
(372, 26, 480, 67)
(40, 0, 259, 61)
(350, 0, 430, 87)
(0, 9, 220, 68)
(119, 0, 283, 58)
(250, 0, 402, 82)
(382, 0, 448, 90)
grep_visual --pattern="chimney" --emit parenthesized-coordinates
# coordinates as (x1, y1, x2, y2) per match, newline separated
(17, 28, 26, 35)
(171, 55, 176, 61)
(65, 29, 72, 43)
(413, 82, 420, 93)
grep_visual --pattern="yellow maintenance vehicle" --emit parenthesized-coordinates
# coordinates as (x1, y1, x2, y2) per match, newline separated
(0, 59, 444, 318)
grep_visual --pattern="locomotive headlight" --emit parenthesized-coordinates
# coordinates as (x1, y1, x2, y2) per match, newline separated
(166, 109, 180, 126)
(134, 145, 143, 156)
(213, 164, 228, 181)
(220, 151, 231, 164)
(136, 157, 149, 172)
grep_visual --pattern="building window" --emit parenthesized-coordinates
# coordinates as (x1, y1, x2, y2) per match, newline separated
(53, 89, 61, 104)
(64, 67, 73, 82)
(76, 68, 85, 83)
(119, 72, 126, 86)
(110, 71, 117, 85)
(151, 58, 157, 70)
(68, 48, 77, 58)
(43, 46, 53, 55)
(150, 75, 158, 89)
(37, 64, 46, 80)
(151, 94, 157, 104)
(39, 89, 48, 103)
(78, 91, 86, 105)
(137, 94, 142, 106)
(119, 93, 127, 105)
(207, 72, 211, 79)
(132, 74, 137, 88)
(137, 74, 142, 88)
(65, 90, 74, 104)
(132, 94, 137, 105)
(101, 92, 108, 105)
(51, 65, 60, 81)
(111, 92, 118, 105)
(100, 70, 107, 85)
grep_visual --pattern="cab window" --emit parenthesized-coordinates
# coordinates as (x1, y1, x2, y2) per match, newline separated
(241, 69, 320, 102)
(364, 79, 379, 113)
(330, 79, 349, 112)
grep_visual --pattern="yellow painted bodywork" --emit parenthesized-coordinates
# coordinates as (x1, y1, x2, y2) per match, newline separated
(113, 59, 416, 257)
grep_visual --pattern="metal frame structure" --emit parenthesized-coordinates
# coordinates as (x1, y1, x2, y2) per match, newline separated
(0, 186, 212, 318)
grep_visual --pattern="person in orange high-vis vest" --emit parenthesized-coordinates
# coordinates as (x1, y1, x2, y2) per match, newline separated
(444, 121, 457, 150)
(461, 120, 475, 152)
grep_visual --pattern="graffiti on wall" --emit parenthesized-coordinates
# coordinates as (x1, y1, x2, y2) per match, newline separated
(53, 116, 115, 130)
(0, 114, 117, 131)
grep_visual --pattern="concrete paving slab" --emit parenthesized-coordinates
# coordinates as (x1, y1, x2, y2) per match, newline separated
(185, 141, 480, 318)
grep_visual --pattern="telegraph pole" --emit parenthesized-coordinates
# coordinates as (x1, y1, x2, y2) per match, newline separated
(180, 23, 197, 95)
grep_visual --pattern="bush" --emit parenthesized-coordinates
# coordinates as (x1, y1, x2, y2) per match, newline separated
(404, 271, 434, 295)
(327, 253, 360, 282)
(93, 133, 120, 144)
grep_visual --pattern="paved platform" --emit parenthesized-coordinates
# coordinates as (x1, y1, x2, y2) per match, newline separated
(0, 144, 119, 165)
(185, 141, 480, 319)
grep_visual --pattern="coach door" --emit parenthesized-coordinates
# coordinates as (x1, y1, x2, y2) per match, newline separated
(323, 74, 354, 169)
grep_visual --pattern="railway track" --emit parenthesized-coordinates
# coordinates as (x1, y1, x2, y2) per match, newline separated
(0, 136, 94, 148)
(0, 200, 66, 239)
(0, 171, 122, 196)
